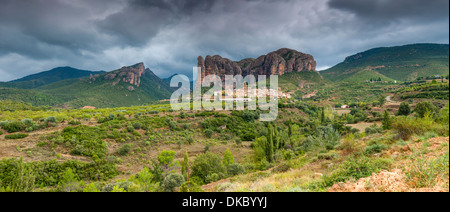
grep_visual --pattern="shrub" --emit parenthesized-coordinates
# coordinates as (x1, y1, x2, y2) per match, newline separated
(191, 152, 226, 184)
(127, 125, 135, 132)
(365, 124, 383, 135)
(163, 174, 185, 192)
(68, 120, 81, 125)
(157, 151, 176, 167)
(397, 102, 411, 116)
(226, 163, 245, 176)
(271, 162, 291, 173)
(5, 133, 29, 140)
(101, 181, 132, 192)
(180, 181, 203, 192)
(308, 156, 392, 191)
(133, 122, 142, 130)
(117, 144, 133, 156)
(414, 102, 438, 118)
(222, 148, 234, 167)
(2, 121, 25, 133)
(168, 121, 178, 131)
(364, 144, 388, 155)
(45, 116, 57, 123)
(0, 131, 3, 136)
(187, 137, 194, 145)
(204, 129, 213, 138)
(392, 116, 436, 140)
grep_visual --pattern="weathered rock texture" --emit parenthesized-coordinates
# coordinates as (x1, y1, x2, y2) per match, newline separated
(198, 48, 317, 80)
(104, 62, 146, 87)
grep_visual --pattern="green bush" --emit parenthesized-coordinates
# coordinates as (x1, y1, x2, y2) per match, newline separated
(365, 124, 383, 135)
(2, 121, 25, 133)
(226, 163, 245, 176)
(163, 174, 185, 192)
(191, 152, 226, 184)
(5, 133, 29, 140)
(392, 116, 437, 140)
(133, 122, 142, 130)
(308, 156, 392, 191)
(364, 144, 388, 155)
(204, 129, 213, 138)
(117, 144, 133, 156)
(397, 102, 411, 116)
(180, 181, 203, 192)
(414, 102, 438, 118)
(0, 158, 118, 187)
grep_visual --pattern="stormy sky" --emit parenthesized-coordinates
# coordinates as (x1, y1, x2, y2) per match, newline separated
(0, 0, 448, 81)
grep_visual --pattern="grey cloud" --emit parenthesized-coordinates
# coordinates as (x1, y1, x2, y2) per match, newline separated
(328, 0, 449, 22)
(0, 0, 448, 81)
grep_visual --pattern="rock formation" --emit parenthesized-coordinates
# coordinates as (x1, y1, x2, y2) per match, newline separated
(198, 48, 317, 80)
(104, 62, 146, 87)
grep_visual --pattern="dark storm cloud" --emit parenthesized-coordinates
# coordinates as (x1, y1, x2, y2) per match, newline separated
(97, 0, 220, 46)
(328, 0, 449, 22)
(0, 0, 448, 81)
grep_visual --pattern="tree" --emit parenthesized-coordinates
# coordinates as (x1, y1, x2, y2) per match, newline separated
(320, 107, 326, 125)
(382, 110, 392, 130)
(222, 148, 234, 167)
(191, 152, 226, 184)
(59, 168, 80, 192)
(181, 152, 190, 181)
(414, 102, 438, 118)
(163, 174, 185, 192)
(158, 151, 176, 168)
(397, 102, 411, 116)
(287, 118, 293, 138)
(83, 183, 99, 192)
(378, 95, 386, 106)
(265, 124, 274, 163)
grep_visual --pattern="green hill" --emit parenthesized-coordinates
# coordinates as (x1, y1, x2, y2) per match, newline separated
(1, 67, 105, 89)
(341, 69, 395, 83)
(0, 63, 174, 108)
(278, 71, 327, 91)
(321, 43, 449, 82)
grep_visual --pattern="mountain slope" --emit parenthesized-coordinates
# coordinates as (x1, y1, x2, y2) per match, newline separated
(37, 63, 174, 108)
(321, 44, 449, 82)
(0, 63, 174, 108)
(1, 67, 105, 89)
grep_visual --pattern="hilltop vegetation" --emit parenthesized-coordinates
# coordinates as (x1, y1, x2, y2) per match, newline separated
(321, 44, 449, 82)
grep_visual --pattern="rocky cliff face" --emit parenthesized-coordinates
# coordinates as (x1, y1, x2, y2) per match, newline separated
(198, 48, 317, 80)
(104, 62, 146, 87)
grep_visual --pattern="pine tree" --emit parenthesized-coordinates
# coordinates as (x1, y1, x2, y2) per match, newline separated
(181, 152, 190, 181)
(288, 118, 293, 138)
(265, 124, 274, 163)
(320, 107, 326, 125)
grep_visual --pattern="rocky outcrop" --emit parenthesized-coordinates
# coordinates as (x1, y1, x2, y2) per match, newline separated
(198, 55, 243, 80)
(198, 48, 317, 80)
(104, 62, 146, 87)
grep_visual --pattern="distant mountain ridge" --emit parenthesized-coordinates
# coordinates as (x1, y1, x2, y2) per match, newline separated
(321, 43, 449, 82)
(3, 67, 105, 89)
